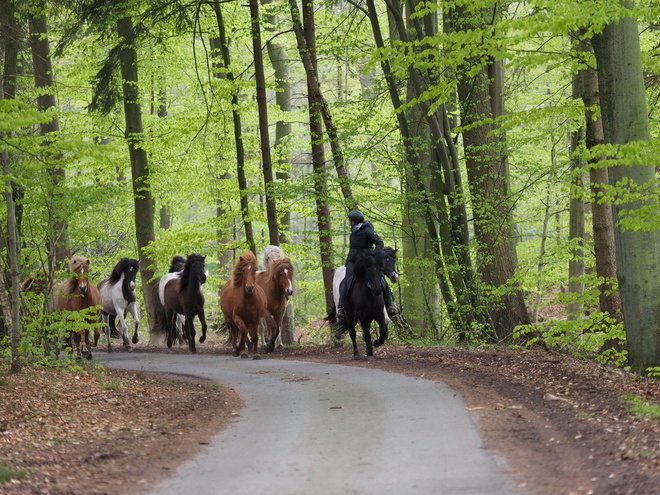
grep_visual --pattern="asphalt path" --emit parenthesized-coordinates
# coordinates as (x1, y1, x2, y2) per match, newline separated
(98, 353, 519, 495)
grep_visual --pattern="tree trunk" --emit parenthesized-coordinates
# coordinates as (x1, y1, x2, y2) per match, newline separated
(579, 41, 622, 333)
(262, 0, 294, 340)
(211, 1, 255, 254)
(250, 0, 279, 247)
(592, 14, 660, 373)
(449, 2, 530, 339)
(1, 0, 22, 372)
(289, 0, 334, 312)
(116, 13, 157, 330)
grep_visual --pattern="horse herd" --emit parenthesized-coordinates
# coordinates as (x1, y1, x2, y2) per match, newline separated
(21, 245, 400, 361)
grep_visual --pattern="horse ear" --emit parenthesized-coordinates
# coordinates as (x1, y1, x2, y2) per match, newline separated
(203, 255, 206, 261)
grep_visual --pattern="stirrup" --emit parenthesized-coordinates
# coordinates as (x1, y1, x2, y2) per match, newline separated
(387, 305, 399, 318)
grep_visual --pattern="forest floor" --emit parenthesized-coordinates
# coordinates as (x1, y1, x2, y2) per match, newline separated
(1, 332, 660, 495)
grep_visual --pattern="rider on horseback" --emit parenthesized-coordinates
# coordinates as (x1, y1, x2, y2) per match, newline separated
(336, 210, 399, 320)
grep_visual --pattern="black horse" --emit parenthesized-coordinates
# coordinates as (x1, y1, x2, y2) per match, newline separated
(340, 249, 393, 360)
(162, 254, 208, 353)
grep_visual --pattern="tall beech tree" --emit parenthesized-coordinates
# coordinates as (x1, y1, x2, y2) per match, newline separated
(115, 7, 157, 328)
(591, 11, 660, 372)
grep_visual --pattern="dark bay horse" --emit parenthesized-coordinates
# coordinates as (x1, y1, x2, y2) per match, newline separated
(255, 257, 294, 353)
(97, 258, 140, 351)
(55, 256, 102, 360)
(150, 255, 186, 344)
(162, 254, 208, 353)
(333, 248, 397, 360)
(221, 251, 267, 359)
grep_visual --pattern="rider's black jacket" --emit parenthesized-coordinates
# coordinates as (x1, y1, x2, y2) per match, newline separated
(345, 221, 384, 265)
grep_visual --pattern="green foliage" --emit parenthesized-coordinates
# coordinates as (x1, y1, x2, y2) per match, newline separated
(0, 464, 27, 485)
(622, 395, 660, 420)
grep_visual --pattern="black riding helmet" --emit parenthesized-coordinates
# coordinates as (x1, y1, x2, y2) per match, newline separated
(348, 210, 364, 223)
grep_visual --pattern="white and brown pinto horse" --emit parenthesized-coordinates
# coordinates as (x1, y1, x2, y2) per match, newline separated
(97, 258, 140, 351)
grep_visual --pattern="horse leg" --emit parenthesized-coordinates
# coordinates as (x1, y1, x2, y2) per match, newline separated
(72, 330, 83, 359)
(362, 319, 374, 359)
(249, 324, 261, 360)
(233, 315, 249, 359)
(197, 309, 208, 344)
(374, 317, 389, 348)
(186, 314, 197, 354)
(129, 303, 140, 344)
(348, 322, 360, 360)
(165, 310, 175, 348)
(265, 315, 278, 354)
(83, 328, 93, 360)
(101, 313, 113, 353)
(116, 306, 131, 349)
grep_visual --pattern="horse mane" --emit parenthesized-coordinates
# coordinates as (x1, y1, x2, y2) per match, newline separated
(180, 254, 206, 292)
(108, 258, 139, 284)
(353, 250, 378, 279)
(168, 255, 186, 273)
(268, 257, 294, 280)
(59, 278, 80, 296)
(69, 256, 90, 274)
(380, 246, 397, 258)
(234, 251, 258, 288)
(261, 245, 284, 270)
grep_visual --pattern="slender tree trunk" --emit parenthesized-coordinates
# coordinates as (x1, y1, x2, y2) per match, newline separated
(288, 0, 334, 311)
(288, 0, 355, 211)
(592, 14, 660, 373)
(211, 1, 255, 254)
(448, 2, 529, 339)
(579, 41, 622, 334)
(28, 4, 70, 270)
(250, 0, 279, 246)
(1, 0, 22, 372)
(568, 72, 585, 319)
(116, 13, 157, 330)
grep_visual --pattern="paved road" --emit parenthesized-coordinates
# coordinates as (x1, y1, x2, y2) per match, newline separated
(98, 353, 518, 495)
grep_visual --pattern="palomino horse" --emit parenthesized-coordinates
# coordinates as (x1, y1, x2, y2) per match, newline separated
(55, 256, 102, 360)
(150, 255, 186, 344)
(221, 251, 267, 359)
(256, 256, 294, 353)
(162, 254, 208, 353)
(97, 258, 140, 351)
(332, 248, 398, 360)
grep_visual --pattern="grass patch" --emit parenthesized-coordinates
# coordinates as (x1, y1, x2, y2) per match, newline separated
(622, 395, 660, 420)
(0, 464, 26, 484)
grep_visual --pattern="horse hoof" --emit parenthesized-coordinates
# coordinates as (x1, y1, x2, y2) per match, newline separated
(232, 351, 240, 357)
(353, 354, 361, 361)
(374, 339, 384, 348)
(85, 353, 93, 361)
(199, 335, 206, 344)
(241, 354, 249, 359)
(266, 345, 274, 354)
(166, 339, 173, 349)
(132, 335, 139, 344)
(253, 355, 262, 360)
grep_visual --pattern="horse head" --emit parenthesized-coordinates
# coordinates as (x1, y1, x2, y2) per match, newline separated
(168, 255, 186, 273)
(271, 258, 294, 299)
(261, 245, 285, 270)
(181, 254, 207, 291)
(379, 247, 399, 284)
(236, 252, 258, 294)
(69, 256, 91, 295)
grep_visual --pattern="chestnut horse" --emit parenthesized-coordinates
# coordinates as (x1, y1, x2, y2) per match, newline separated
(55, 257, 102, 360)
(97, 258, 140, 351)
(162, 254, 208, 353)
(255, 257, 294, 353)
(221, 251, 267, 359)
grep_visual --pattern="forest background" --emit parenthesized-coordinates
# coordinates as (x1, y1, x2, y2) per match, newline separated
(2, 0, 660, 375)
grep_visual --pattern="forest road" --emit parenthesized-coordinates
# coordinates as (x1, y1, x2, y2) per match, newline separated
(98, 353, 520, 495)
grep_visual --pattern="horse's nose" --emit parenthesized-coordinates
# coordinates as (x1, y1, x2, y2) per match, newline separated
(286, 289, 294, 298)
(80, 284, 88, 295)
(129, 281, 136, 291)
(245, 285, 254, 294)
(390, 272, 399, 283)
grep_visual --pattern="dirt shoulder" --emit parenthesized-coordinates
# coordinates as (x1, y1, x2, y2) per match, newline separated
(2, 342, 660, 495)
